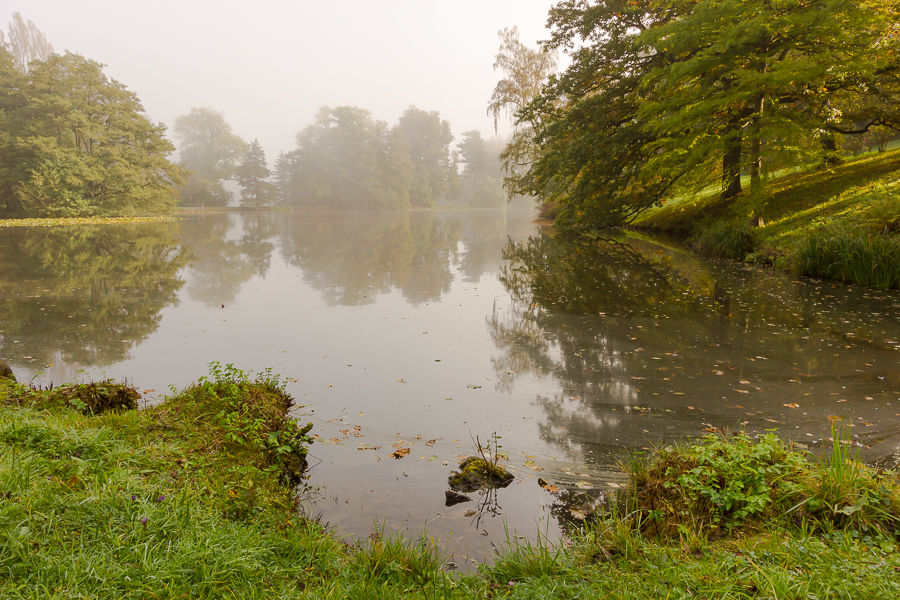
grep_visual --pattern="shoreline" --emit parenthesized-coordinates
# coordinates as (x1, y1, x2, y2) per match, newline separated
(2, 368, 898, 598)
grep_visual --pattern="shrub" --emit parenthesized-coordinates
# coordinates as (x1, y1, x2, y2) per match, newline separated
(692, 220, 759, 260)
(791, 227, 900, 289)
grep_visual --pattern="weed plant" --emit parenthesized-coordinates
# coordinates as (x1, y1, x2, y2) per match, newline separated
(791, 227, 900, 289)
(692, 219, 759, 260)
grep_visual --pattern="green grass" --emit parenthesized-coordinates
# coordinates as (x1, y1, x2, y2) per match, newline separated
(2, 372, 900, 598)
(634, 150, 900, 288)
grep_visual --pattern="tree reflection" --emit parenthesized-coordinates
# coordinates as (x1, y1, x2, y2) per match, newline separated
(0, 223, 188, 368)
(279, 211, 462, 306)
(491, 232, 900, 461)
(182, 213, 275, 306)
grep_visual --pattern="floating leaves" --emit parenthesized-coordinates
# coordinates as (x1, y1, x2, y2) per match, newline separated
(467, 384, 481, 389)
(390, 448, 411, 459)
(0, 216, 175, 228)
(783, 403, 800, 409)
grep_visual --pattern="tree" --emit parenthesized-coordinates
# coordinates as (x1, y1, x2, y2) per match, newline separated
(290, 106, 416, 209)
(509, 0, 900, 230)
(235, 139, 277, 208)
(397, 106, 456, 205)
(0, 51, 185, 216)
(487, 26, 557, 184)
(173, 107, 246, 206)
(272, 151, 293, 206)
(2, 12, 53, 74)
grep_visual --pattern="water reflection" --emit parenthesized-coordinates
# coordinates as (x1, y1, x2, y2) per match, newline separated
(183, 213, 276, 306)
(0, 223, 189, 371)
(494, 232, 900, 462)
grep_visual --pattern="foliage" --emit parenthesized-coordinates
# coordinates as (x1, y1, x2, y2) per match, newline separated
(397, 106, 458, 205)
(692, 220, 759, 260)
(235, 139, 277, 208)
(624, 431, 900, 537)
(509, 0, 900, 230)
(1, 11, 53, 73)
(791, 227, 900, 290)
(173, 107, 247, 207)
(0, 50, 186, 217)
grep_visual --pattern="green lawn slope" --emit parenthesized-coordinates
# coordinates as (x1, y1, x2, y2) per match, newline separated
(633, 150, 900, 289)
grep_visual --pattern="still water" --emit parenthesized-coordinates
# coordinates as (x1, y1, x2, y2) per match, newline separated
(2, 210, 899, 567)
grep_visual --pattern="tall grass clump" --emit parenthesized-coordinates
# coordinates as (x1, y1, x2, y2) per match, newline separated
(692, 219, 759, 260)
(802, 425, 900, 533)
(792, 227, 900, 289)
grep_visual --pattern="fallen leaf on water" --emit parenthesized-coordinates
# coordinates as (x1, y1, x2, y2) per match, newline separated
(523, 460, 543, 472)
(467, 384, 481, 389)
(575, 481, 592, 489)
(397, 379, 406, 383)
(358, 412, 365, 416)
(454, 455, 469, 461)
(740, 380, 751, 385)
(736, 390, 750, 394)
(444, 397, 453, 401)
(783, 403, 800, 409)
(414, 435, 422, 439)
(425, 439, 438, 447)
(428, 455, 439, 461)
(329, 438, 341, 444)
(764, 419, 781, 423)
(827, 415, 844, 423)
(687, 406, 695, 410)
(142, 389, 155, 394)
(288, 378, 299, 383)
(463, 510, 477, 517)
(441, 461, 449, 466)
(390, 448, 411, 459)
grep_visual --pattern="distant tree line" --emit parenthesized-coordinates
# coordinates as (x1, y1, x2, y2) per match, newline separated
(174, 105, 511, 209)
(0, 14, 186, 217)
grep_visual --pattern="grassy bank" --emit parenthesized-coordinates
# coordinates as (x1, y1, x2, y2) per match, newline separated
(632, 149, 900, 289)
(2, 367, 899, 598)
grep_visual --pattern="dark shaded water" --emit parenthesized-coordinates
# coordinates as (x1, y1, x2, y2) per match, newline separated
(1, 210, 898, 568)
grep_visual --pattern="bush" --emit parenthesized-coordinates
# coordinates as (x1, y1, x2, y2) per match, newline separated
(791, 227, 900, 289)
(692, 220, 759, 260)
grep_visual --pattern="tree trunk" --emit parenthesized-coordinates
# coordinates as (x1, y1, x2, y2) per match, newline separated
(721, 118, 743, 201)
(749, 95, 764, 197)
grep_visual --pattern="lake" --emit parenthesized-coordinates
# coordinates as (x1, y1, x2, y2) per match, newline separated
(2, 209, 898, 568)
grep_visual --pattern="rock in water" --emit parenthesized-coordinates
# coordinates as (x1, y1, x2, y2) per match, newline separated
(0, 361, 15, 382)
(447, 457, 515, 493)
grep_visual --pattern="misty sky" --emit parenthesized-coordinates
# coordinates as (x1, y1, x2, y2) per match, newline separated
(9, 0, 557, 162)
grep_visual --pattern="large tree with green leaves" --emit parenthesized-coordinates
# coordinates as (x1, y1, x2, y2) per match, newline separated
(173, 107, 246, 207)
(0, 49, 185, 216)
(508, 0, 900, 230)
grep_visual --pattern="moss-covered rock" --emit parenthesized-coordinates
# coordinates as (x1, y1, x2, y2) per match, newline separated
(448, 456, 515, 493)
(0, 361, 15, 382)
(48, 380, 140, 415)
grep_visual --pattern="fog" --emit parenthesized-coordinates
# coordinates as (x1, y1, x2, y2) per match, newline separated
(13, 0, 554, 160)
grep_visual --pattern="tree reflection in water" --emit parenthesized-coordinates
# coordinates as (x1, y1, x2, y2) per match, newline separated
(492, 231, 900, 466)
(0, 223, 189, 368)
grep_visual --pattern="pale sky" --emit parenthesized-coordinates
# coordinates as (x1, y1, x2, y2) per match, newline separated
(5, 0, 558, 162)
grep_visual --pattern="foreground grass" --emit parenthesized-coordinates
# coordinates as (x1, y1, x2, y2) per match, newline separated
(2, 370, 899, 599)
(633, 149, 900, 288)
